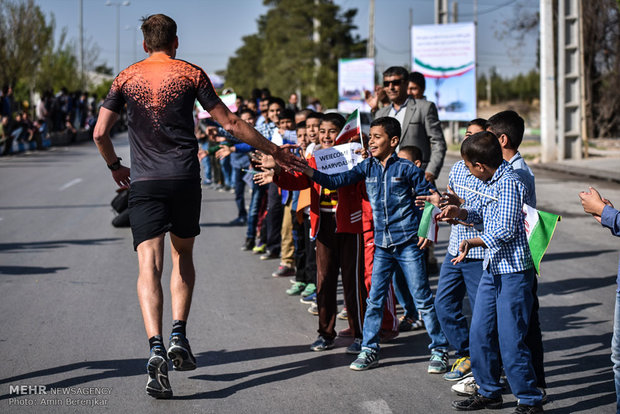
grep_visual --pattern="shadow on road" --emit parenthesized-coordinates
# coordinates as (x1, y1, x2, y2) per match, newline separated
(0, 238, 122, 253)
(540, 303, 609, 332)
(539, 276, 616, 296)
(176, 334, 431, 400)
(542, 249, 617, 262)
(0, 359, 144, 401)
(0, 204, 109, 210)
(0, 265, 69, 275)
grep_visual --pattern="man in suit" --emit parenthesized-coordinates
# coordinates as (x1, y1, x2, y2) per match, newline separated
(367, 66, 446, 182)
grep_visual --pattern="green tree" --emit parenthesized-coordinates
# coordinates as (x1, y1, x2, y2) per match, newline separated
(225, 0, 366, 108)
(0, 0, 53, 86)
(35, 29, 80, 92)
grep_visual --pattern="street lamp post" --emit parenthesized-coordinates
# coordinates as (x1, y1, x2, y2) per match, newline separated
(105, 0, 130, 75)
(125, 25, 139, 63)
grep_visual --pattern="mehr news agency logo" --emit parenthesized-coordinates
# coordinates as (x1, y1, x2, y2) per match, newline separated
(8, 384, 111, 407)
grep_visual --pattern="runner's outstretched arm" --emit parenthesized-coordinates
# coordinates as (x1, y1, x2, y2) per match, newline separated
(208, 102, 306, 173)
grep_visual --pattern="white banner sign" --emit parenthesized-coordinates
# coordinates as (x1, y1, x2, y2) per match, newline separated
(338, 58, 374, 113)
(411, 22, 476, 121)
(314, 142, 362, 175)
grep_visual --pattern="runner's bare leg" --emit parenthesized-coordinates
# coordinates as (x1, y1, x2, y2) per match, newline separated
(169, 234, 195, 322)
(137, 234, 166, 338)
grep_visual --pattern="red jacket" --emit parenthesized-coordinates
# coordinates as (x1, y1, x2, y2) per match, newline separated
(274, 157, 364, 239)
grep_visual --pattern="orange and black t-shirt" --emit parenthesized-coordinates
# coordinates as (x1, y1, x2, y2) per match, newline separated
(103, 53, 221, 182)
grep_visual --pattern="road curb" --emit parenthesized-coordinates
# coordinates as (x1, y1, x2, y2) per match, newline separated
(532, 162, 620, 184)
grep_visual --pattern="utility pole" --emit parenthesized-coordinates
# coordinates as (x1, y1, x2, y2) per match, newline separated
(540, 0, 556, 163)
(434, 0, 451, 143)
(451, 1, 458, 23)
(557, 0, 583, 159)
(79, 0, 84, 88)
(434, 0, 448, 24)
(367, 0, 375, 58)
(106, 1, 130, 75)
(409, 8, 413, 68)
(312, 0, 320, 98)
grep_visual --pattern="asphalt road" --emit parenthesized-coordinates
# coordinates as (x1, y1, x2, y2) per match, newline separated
(0, 134, 619, 413)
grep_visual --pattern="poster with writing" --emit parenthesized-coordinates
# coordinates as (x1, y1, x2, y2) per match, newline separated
(314, 142, 363, 175)
(411, 23, 476, 121)
(338, 58, 374, 113)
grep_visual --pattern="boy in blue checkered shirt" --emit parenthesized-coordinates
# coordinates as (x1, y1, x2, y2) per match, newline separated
(415, 119, 487, 383)
(439, 131, 544, 413)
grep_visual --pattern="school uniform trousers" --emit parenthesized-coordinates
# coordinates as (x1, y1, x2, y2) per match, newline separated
(316, 212, 366, 340)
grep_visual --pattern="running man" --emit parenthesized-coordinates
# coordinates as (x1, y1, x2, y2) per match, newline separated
(93, 14, 304, 399)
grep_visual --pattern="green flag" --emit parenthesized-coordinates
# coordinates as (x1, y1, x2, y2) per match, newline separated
(418, 201, 440, 242)
(523, 204, 561, 275)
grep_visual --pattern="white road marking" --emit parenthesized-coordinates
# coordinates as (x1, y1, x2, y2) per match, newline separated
(360, 399, 393, 414)
(59, 178, 83, 191)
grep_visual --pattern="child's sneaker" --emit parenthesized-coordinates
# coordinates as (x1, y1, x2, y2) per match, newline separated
(349, 348, 379, 371)
(428, 349, 449, 374)
(272, 265, 295, 277)
(345, 338, 362, 355)
(451, 376, 479, 396)
(337, 308, 348, 320)
(300, 283, 316, 297)
(443, 356, 472, 381)
(338, 327, 353, 337)
(252, 244, 266, 254)
(451, 391, 503, 411)
(398, 314, 425, 331)
(286, 282, 306, 295)
(307, 302, 318, 315)
(310, 335, 334, 351)
(300, 292, 316, 304)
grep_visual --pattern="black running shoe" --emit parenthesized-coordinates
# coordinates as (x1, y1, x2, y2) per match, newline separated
(146, 346, 172, 399)
(452, 391, 503, 410)
(167, 334, 197, 371)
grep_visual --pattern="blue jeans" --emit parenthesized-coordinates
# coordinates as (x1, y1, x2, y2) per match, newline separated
(219, 156, 232, 188)
(246, 182, 266, 240)
(612, 291, 620, 414)
(201, 155, 212, 183)
(470, 268, 543, 406)
(232, 167, 247, 218)
(435, 254, 483, 357)
(362, 240, 448, 351)
(392, 267, 418, 318)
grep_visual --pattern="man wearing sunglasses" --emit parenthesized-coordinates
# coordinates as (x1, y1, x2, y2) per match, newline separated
(369, 66, 446, 183)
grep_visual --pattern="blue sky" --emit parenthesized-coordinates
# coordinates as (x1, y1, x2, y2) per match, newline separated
(34, 0, 539, 79)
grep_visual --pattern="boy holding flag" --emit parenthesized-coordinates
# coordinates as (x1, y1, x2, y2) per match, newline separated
(439, 131, 544, 413)
(295, 116, 449, 373)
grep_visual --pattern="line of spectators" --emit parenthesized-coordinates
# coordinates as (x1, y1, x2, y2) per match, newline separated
(0, 84, 126, 156)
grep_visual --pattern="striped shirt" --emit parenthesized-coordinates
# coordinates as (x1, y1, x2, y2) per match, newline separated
(447, 160, 485, 259)
(464, 161, 534, 274)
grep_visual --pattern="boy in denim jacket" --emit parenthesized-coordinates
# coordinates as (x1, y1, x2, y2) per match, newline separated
(299, 116, 449, 372)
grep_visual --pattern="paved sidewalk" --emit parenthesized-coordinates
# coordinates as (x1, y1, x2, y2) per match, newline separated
(535, 156, 620, 184)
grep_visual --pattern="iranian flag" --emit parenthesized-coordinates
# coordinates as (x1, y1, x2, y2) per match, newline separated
(418, 201, 441, 242)
(523, 204, 561, 275)
(334, 109, 362, 145)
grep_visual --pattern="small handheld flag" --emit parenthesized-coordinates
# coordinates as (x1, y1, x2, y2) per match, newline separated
(334, 109, 362, 146)
(523, 204, 561, 275)
(418, 201, 441, 243)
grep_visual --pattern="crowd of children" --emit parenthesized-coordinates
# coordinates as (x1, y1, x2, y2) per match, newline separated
(196, 76, 547, 412)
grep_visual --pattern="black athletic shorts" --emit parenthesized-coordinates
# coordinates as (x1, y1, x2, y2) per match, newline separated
(128, 179, 202, 250)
